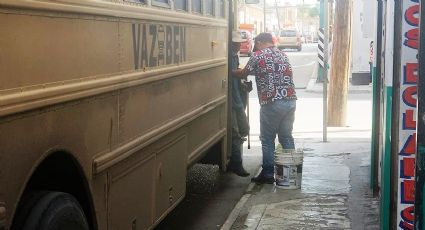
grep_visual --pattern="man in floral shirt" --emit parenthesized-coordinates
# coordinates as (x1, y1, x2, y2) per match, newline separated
(233, 33, 297, 184)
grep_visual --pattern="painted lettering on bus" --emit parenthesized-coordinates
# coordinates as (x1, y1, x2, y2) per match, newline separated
(132, 23, 187, 70)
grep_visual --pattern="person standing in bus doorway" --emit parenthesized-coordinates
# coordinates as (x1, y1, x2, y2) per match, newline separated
(228, 31, 251, 177)
(233, 32, 297, 184)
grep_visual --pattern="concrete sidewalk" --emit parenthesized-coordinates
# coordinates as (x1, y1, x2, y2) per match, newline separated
(222, 90, 379, 230)
(305, 78, 372, 94)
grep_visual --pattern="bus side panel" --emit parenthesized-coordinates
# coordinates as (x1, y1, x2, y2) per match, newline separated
(0, 11, 120, 91)
(0, 93, 119, 229)
(186, 104, 226, 163)
(0, 6, 229, 230)
(117, 67, 227, 146)
(107, 128, 188, 229)
(0, 11, 226, 91)
(108, 148, 156, 229)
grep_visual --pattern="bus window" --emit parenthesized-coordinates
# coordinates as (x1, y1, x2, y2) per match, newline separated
(125, 0, 146, 4)
(219, 0, 225, 18)
(205, 0, 215, 16)
(192, 0, 202, 14)
(175, 0, 188, 11)
(152, 0, 170, 8)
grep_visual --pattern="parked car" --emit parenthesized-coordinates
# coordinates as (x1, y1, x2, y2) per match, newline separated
(239, 30, 254, 56)
(277, 29, 302, 51)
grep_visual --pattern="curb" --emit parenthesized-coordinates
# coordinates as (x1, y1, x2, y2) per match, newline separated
(220, 167, 261, 230)
(305, 79, 372, 94)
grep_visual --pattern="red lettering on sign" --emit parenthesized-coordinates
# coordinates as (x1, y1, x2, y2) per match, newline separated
(400, 206, 415, 226)
(400, 133, 417, 155)
(402, 86, 417, 107)
(399, 220, 414, 230)
(402, 110, 416, 130)
(404, 28, 419, 50)
(401, 180, 415, 204)
(404, 63, 418, 84)
(401, 158, 416, 178)
(405, 4, 419, 26)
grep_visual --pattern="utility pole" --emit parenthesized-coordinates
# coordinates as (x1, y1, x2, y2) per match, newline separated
(322, 0, 328, 142)
(275, 0, 280, 30)
(327, 0, 352, 127)
(263, 0, 266, 32)
(302, 0, 305, 35)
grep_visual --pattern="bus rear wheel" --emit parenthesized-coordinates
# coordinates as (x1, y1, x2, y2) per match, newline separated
(15, 191, 89, 230)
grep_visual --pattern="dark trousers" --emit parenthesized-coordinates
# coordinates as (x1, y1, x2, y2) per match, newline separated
(230, 108, 249, 167)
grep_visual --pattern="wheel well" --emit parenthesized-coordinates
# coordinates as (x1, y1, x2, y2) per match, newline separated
(199, 139, 226, 169)
(13, 152, 97, 230)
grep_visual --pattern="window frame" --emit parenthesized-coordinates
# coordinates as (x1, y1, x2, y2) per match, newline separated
(191, 0, 203, 14)
(218, 0, 225, 18)
(124, 0, 146, 4)
(174, 0, 189, 12)
(205, 0, 215, 16)
(151, 0, 171, 8)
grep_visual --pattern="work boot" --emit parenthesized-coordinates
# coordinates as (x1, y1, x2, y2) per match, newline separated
(251, 174, 275, 184)
(228, 164, 250, 177)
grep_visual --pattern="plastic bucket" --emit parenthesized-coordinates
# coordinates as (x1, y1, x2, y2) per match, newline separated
(275, 149, 303, 189)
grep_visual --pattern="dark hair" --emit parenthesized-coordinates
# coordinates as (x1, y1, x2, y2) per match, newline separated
(254, 33, 273, 44)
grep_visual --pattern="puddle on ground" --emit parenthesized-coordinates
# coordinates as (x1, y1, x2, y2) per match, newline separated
(300, 154, 351, 195)
(246, 196, 350, 229)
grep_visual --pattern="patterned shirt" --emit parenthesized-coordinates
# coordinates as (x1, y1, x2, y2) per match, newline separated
(244, 46, 297, 105)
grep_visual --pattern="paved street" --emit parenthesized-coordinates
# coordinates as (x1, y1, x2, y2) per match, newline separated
(240, 43, 318, 89)
(155, 43, 378, 230)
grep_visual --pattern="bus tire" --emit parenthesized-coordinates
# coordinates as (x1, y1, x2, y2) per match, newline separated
(18, 191, 90, 230)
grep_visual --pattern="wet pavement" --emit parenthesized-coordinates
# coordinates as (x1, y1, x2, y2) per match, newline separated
(156, 87, 379, 230)
(224, 89, 380, 230)
(228, 139, 379, 230)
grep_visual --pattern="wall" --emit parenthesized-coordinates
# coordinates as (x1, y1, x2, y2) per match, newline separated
(351, 0, 376, 74)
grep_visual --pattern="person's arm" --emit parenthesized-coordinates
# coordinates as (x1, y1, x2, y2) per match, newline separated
(232, 54, 257, 78)
(232, 68, 249, 79)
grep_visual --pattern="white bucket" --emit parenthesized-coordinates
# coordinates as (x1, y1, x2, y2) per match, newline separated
(275, 148, 303, 189)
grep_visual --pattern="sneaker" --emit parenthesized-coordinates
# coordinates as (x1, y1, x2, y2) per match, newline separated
(251, 175, 275, 184)
(230, 167, 250, 177)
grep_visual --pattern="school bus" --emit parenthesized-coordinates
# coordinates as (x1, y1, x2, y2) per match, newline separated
(0, 0, 234, 229)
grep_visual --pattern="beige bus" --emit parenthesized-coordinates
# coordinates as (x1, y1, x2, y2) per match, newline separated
(0, 0, 233, 229)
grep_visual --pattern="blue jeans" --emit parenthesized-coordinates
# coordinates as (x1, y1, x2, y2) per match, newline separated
(260, 100, 296, 178)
